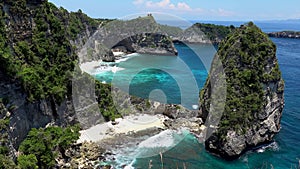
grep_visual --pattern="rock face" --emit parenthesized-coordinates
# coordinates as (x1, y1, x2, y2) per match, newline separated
(0, 70, 77, 148)
(199, 23, 284, 160)
(0, 0, 94, 152)
(112, 33, 178, 56)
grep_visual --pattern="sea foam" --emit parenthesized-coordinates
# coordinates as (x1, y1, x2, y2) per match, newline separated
(135, 129, 189, 158)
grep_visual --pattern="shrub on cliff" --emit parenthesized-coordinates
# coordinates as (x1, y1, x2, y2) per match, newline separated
(18, 126, 80, 168)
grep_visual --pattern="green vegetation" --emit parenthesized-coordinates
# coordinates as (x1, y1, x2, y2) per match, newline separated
(1, 100, 80, 169)
(1, 0, 118, 118)
(17, 154, 38, 169)
(0, 0, 120, 167)
(1, 1, 70, 102)
(158, 24, 183, 37)
(18, 126, 80, 168)
(201, 22, 282, 137)
(95, 79, 121, 121)
(72, 68, 121, 121)
(193, 23, 235, 43)
(0, 1, 111, 103)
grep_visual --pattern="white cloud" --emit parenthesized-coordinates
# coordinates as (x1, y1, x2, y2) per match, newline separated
(216, 8, 234, 17)
(141, 0, 196, 12)
(177, 2, 191, 11)
(133, 0, 234, 17)
(133, 0, 144, 5)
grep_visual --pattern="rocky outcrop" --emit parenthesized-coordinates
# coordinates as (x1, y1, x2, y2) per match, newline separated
(268, 31, 300, 39)
(199, 22, 284, 160)
(267, 31, 300, 39)
(55, 142, 106, 168)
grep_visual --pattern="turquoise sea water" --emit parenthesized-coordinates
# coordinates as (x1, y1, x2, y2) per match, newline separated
(95, 43, 214, 109)
(95, 25, 300, 168)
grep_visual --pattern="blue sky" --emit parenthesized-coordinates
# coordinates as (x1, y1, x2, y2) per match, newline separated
(49, 0, 300, 21)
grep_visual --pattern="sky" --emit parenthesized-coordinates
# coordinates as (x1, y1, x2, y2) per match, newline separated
(48, 0, 300, 21)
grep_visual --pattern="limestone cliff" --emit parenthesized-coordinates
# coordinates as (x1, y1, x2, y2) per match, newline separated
(77, 17, 235, 63)
(78, 16, 178, 63)
(0, 0, 100, 151)
(199, 22, 284, 160)
(112, 33, 177, 56)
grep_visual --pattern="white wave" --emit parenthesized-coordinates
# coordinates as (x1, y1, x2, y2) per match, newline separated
(115, 53, 138, 63)
(115, 57, 130, 63)
(138, 129, 175, 148)
(135, 129, 189, 158)
(111, 65, 125, 73)
(192, 105, 199, 109)
(126, 53, 139, 57)
(256, 141, 279, 153)
(91, 67, 111, 75)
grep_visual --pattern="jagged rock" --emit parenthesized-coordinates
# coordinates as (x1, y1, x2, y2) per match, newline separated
(200, 22, 284, 160)
(55, 142, 106, 169)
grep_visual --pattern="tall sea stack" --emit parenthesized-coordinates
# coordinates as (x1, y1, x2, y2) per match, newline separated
(200, 22, 285, 160)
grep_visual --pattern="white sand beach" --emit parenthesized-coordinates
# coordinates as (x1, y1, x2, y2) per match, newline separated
(79, 53, 136, 75)
(77, 114, 167, 143)
(112, 51, 125, 56)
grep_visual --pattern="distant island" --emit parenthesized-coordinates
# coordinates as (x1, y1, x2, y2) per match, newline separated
(267, 31, 300, 39)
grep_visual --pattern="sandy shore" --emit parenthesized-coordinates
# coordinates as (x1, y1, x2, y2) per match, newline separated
(112, 51, 125, 56)
(77, 114, 167, 143)
(79, 53, 136, 75)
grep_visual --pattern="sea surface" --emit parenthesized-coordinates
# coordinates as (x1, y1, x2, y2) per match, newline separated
(94, 22, 300, 168)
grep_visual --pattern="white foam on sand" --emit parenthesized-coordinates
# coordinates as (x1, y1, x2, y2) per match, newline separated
(126, 53, 139, 57)
(115, 53, 138, 63)
(134, 129, 189, 158)
(113, 51, 125, 56)
(77, 114, 166, 143)
(79, 53, 137, 75)
(138, 129, 175, 148)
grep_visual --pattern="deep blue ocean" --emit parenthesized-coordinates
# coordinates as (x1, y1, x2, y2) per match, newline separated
(95, 22, 300, 168)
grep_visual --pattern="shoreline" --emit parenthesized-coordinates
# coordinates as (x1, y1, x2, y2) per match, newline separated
(77, 114, 167, 143)
(79, 53, 138, 75)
